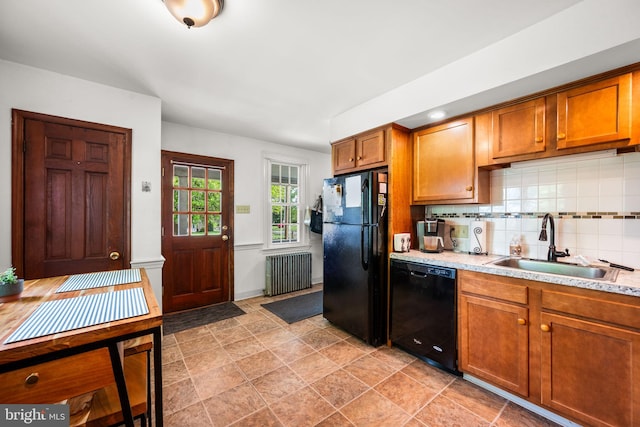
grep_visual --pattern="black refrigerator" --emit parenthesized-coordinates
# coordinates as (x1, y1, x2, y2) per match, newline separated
(322, 169, 388, 346)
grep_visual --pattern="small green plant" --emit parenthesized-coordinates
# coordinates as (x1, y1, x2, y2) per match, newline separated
(0, 267, 18, 285)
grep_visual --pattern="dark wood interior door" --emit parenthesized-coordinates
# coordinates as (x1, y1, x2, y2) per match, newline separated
(161, 151, 234, 313)
(12, 110, 131, 279)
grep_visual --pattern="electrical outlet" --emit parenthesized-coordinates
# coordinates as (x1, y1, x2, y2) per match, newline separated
(451, 225, 468, 238)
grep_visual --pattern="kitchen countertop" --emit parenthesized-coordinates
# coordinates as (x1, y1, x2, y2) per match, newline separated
(390, 250, 640, 298)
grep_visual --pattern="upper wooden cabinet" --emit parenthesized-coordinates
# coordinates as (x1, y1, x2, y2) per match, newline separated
(557, 73, 632, 150)
(332, 129, 385, 175)
(492, 97, 546, 158)
(413, 117, 489, 204)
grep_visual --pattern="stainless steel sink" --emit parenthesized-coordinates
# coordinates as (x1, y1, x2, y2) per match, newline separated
(490, 258, 618, 281)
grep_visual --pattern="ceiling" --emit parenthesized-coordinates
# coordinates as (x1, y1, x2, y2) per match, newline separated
(0, 0, 604, 153)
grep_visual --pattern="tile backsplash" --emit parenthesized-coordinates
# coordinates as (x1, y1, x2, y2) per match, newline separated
(425, 150, 640, 269)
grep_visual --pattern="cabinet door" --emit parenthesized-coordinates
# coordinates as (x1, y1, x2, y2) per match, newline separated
(492, 98, 545, 158)
(413, 118, 475, 203)
(332, 138, 356, 173)
(459, 294, 529, 397)
(557, 74, 632, 149)
(540, 312, 640, 427)
(356, 130, 385, 168)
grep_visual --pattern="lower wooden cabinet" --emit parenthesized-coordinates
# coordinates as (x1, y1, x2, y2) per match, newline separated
(459, 270, 640, 427)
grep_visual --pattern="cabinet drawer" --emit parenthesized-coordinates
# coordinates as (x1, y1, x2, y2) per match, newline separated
(459, 270, 528, 304)
(0, 348, 114, 404)
(541, 290, 640, 330)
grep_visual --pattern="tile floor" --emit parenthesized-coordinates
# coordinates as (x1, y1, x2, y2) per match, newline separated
(160, 286, 560, 427)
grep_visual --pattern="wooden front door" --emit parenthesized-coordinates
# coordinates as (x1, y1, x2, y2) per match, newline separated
(12, 110, 131, 279)
(161, 151, 234, 313)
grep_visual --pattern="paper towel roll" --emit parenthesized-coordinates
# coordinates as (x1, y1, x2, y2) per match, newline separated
(469, 220, 487, 255)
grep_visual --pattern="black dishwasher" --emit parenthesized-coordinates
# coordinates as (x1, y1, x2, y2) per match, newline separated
(390, 260, 460, 375)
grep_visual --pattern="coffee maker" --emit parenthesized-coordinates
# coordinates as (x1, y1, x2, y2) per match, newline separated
(417, 218, 445, 253)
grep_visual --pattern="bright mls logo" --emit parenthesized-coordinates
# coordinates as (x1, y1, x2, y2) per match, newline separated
(1, 405, 68, 426)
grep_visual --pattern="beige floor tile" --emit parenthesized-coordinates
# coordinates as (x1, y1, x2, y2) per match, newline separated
(270, 386, 334, 427)
(374, 371, 436, 415)
(183, 347, 232, 374)
(441, 378, 507, 422)
(243, 317, 280, 335)
(161, 344, 183, 365)
(288, 351, 340, 383)
(162, 359, 190, 386)
(270, 337, 315, 363)
(300, 328, 343, 350)
(223, 336, 266, 361)
(340, 389, 411, 427)
(343, 354, 396, 387)
(414, 394, 490, 427)
(178, 335, 219, 357)
(162, 377, 200, 415)
(164, 401, 212, 427)
(212, 324, 252, 346)
(235, 349, 284, 380)
(173, 325, 212, 343)
(255, 327, 298, 348)
(202, 382, 266, 427)
(493, 402, 562, 427)
(229, 407, 283, 427)
(315, 411, 355, 426)
(192, 363, 247, 400)
(311, 369, 369, 409)
(401, 359, 456, 392)
(319, 340, 366, 366)
(251, 366, 307, 405)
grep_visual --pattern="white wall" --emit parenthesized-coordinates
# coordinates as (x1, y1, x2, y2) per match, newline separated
(0, 60, 165, 305)
(161, 121, 331, 300)
(331, 0, 640, 140)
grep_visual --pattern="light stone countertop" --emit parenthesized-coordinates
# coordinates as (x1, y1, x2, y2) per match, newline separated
(390, 250, 640, 298)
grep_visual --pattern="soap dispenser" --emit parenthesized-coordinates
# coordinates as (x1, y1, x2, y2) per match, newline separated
(509, 236, 522, 258)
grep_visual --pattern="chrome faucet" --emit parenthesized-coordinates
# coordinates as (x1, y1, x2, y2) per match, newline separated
(539, 213, 569, 262)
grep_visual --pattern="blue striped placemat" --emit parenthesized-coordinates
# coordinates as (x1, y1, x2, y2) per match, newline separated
(4, 287, 149, 344)
(56, 269, 142, 293)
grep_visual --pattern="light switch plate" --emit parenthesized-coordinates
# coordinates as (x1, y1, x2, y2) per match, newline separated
(236, 205, 251, 214)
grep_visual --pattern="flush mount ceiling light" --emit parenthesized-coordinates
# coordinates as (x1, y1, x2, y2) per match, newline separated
(428, 110, 446, 120)
(164, 0, 224, 28)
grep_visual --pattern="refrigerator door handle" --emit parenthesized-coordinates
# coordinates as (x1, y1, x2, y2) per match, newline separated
(361, 224, 370, 270)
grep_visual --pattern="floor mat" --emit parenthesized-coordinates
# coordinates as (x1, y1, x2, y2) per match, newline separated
(261, 291, 322, 324)
(163, 301, 245, 335)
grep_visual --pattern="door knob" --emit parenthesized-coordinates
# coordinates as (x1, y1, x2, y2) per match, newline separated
(222, 235, 229, 241)
(109, 251, 120, 260)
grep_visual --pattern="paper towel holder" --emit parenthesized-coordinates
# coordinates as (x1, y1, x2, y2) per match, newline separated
(468, 220, 488, 255)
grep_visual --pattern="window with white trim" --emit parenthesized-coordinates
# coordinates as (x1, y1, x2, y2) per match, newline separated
(266, 157, 307, 247)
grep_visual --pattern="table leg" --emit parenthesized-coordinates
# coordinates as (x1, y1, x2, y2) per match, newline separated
(108, 343, 135, 427)
(153, 327, 164, 427)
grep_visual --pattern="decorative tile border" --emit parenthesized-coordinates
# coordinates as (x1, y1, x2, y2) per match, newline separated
(429, 212, 640, 220)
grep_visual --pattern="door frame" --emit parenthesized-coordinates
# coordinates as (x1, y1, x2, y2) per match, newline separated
(11, 109, 132, 278)
(161, 150, 235, 310)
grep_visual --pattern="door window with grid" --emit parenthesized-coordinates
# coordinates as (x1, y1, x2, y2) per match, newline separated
(173, 164, 223, 236)
(270, 162, 301, 244)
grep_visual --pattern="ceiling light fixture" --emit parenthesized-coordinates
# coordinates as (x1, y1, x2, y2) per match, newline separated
(164, 0, 224, 29)
(428, 110, 446, 120)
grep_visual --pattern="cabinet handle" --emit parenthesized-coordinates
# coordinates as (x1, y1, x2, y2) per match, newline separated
(465, 185, 473, 192)
(517, 318, 527, 325)
(349, 158, 354, 162)
(540, 324, 551, 332)
(535, 136, 543, 143)
(25, 373, 39, 386)
(357, 156, 362, 160)
(557, 133, 566, 140)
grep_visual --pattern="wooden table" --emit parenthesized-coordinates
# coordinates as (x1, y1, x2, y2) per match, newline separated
(0, 268, 163, 427)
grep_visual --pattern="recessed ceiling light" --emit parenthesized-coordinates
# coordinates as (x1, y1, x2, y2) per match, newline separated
(428, 110, 446, 120)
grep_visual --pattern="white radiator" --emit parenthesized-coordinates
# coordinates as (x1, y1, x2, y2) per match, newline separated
(265, 252, 312, 296)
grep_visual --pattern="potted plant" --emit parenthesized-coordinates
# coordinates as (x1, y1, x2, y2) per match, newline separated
(0, 267, 24, 302)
